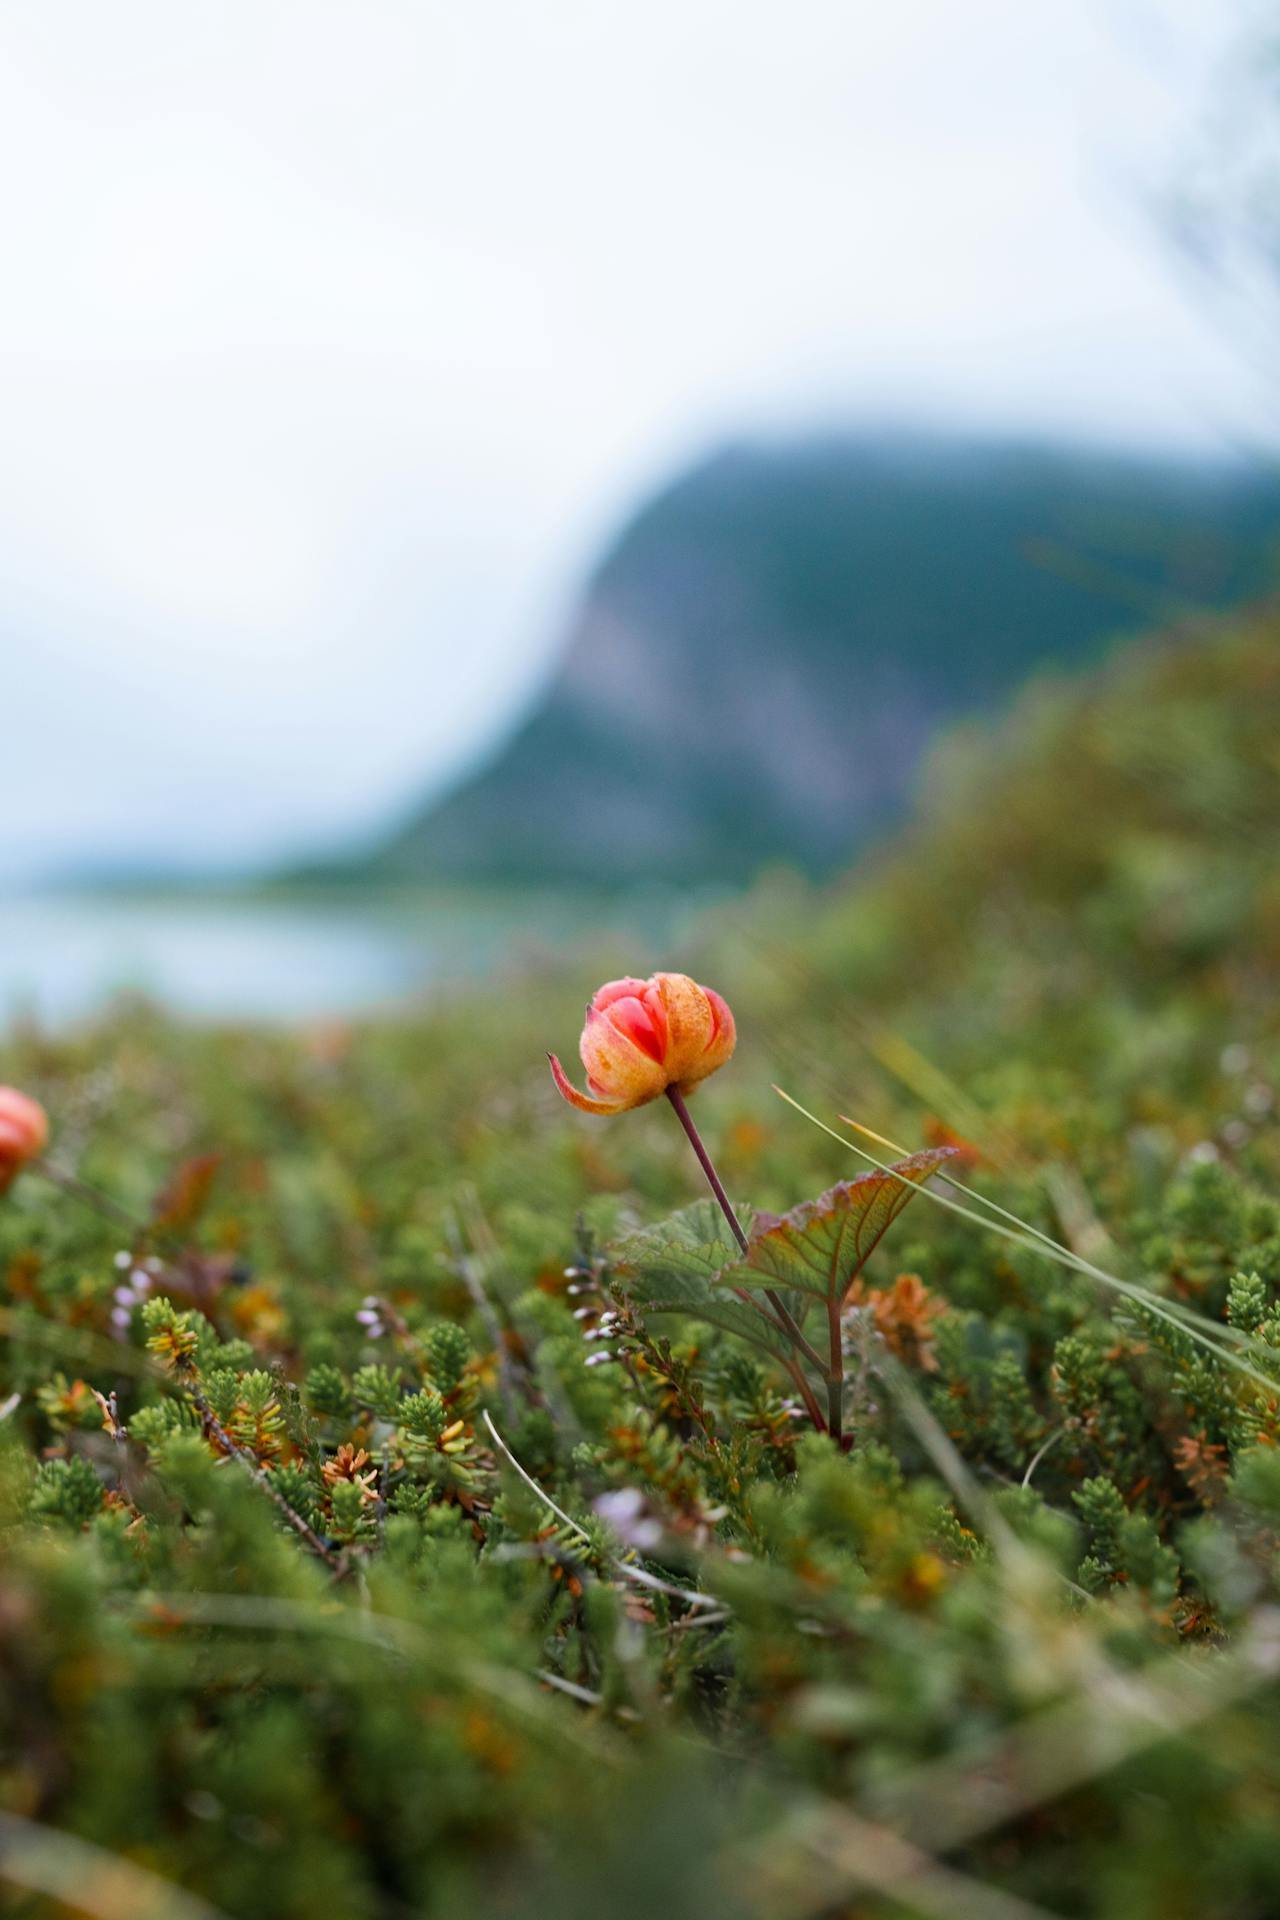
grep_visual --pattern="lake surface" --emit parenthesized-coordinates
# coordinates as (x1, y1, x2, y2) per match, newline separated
(0, 889, 699, 1027)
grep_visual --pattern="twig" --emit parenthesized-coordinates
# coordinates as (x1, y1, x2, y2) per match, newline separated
(667, 1607, 732, 1631)
(617, 1560, 723, 1609)
(91, 1388, 128, 1446)
(31, 1156, 142, 1233)
(184, 1377, 346, 1576)
(535, 1669, 641, 1720)
(483, 1409, 723, 1611)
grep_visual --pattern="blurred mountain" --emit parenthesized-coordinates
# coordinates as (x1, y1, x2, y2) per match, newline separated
(369, 433, 1280, 886)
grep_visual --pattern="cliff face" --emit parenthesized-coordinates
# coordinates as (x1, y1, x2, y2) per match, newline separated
(376, 433, 1280, 885)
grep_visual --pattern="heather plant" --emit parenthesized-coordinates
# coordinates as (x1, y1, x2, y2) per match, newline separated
(1, 611, 1280, 1918)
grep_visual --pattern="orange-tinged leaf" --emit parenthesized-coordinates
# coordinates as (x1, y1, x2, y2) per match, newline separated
(150, 1153, 223, 1234)
(922, 1116, 982, 1169)
(729, 1147, 958, 1307)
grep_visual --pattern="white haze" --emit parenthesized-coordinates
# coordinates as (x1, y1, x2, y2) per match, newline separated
(0, 0, 1269, 882)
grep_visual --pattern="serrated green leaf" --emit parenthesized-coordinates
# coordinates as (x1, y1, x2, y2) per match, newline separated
(633, 1274, 798, 1363)
(611, 1199, 794, 1361)
(725, 1147, 958, 1307)
(614, 1197, 755, 1273)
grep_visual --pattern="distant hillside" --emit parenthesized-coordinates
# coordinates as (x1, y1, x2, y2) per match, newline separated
(371, 433, 1280, 886)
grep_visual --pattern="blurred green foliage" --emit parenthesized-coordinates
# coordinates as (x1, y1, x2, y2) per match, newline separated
(2, 606, 1280, 1917)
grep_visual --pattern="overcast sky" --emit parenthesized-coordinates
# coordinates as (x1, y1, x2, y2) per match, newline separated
(0, 1, 1270, 883)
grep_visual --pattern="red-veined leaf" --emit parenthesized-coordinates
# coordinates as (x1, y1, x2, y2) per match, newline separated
(727, 1147, 958, 1307)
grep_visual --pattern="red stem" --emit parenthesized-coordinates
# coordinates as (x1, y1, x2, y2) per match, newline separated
(826, 1292, 845, 1445)
(665, 1086, 749, 1254)
(664, 1086, 829, 1427)
(783, 1356, 828, 1433)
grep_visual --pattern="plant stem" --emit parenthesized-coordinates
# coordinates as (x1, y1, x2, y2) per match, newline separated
(186, 1376, 347, 1576)
(665, 1086, 748, 1253)
(826, 1294, 845, 1446)
(783, 1356, 828, 1433)
(755, 1295, 832, 1382)
(664, 1086, 830, 1424)
(32, 1157, 141, 1234)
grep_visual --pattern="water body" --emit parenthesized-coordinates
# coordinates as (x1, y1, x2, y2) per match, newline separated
(0, 888, 702, 1027)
